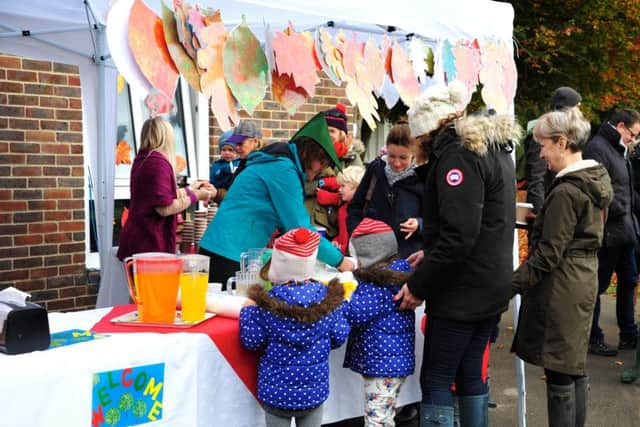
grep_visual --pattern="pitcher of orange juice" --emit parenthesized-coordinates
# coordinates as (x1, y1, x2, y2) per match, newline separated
(124, 253, 182, 324)
(179, 254, 210, 323)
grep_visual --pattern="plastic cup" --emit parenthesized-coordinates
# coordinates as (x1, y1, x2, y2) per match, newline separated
(179, 254, 210, 323)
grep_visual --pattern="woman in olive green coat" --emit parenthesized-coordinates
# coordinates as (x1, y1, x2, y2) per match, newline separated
(512, 107, 613, 427)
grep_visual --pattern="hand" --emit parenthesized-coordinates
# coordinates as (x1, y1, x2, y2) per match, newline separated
(177, 188, 188, 199)
(393, 283, 423, 310)
(400, 218, 419, 240)
(192, 180, 214, 191)
(337, 257, 355, 272)
(525, 211, 537, 223)
(406, 250, 424, 268)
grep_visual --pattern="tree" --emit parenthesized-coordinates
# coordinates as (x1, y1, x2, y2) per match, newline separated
(509, 0, 640, 122)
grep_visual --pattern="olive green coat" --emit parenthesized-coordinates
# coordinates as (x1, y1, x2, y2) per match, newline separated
(512, 161, 613, 375)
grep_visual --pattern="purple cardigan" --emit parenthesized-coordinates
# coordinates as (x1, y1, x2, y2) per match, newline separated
(117, 150, 178, 260)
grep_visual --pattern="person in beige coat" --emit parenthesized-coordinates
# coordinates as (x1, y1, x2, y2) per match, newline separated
(512, 107, 613, 427)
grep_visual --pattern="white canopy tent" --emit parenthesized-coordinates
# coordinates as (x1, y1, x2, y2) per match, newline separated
(0, 0, 524, 424)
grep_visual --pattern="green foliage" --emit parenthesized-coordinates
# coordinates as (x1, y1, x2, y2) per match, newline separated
(510, 0, 640, 122)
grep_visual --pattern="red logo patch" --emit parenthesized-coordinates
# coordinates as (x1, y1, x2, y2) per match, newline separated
(445, 169, 464, 186)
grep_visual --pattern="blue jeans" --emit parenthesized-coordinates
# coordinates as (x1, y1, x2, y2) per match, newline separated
(590, 245, 638, 344)
(420, 316, 493, 407)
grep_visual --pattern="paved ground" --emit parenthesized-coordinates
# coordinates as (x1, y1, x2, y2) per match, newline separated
(325, 295, 640, 426)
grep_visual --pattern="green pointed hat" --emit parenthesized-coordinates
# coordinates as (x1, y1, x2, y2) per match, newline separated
(292, 112, 341, 170)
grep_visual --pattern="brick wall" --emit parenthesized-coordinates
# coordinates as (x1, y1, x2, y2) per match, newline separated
(0, 53, 97, 311)
(209, 76, 355, 156)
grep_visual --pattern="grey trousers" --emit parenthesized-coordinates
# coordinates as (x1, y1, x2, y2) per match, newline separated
(263, 404, 324, 427)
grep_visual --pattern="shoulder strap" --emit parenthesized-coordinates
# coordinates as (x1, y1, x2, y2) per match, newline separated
(362, 174, 377, 216)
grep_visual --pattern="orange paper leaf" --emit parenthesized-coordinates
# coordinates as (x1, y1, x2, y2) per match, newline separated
(271, 71, 309, 115)
(272, 23, 320, 96)
(129, 0, 179, 99)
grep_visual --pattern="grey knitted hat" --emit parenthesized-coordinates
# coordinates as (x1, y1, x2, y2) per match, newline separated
(348, 219, 398, 268)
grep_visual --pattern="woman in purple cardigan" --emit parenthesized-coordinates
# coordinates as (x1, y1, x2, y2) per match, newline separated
(117, 117, 212, 260)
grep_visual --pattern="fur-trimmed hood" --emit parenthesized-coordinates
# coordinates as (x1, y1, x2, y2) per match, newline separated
(354, 266, 412, 287)
(453, 113, 522, 156)
(247, 279, 344, 323)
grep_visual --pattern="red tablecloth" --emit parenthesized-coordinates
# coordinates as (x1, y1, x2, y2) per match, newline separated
(91, 305, 259, 396)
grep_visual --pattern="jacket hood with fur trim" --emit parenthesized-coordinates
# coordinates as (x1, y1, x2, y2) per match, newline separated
(247, 279, 344, 324)
(452, 113, 523, 157)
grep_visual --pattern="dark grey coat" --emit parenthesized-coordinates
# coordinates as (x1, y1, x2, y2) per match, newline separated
(512, 162, 613, 375)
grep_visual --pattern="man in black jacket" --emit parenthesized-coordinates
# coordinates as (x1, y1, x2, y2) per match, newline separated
(523, 86, 582, 213)
(583, 109, 640, 356)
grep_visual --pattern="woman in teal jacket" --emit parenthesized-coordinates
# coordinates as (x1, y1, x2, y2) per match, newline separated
(200, 113, 355, 285)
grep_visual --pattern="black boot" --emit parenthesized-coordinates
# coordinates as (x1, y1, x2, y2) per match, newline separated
(547, 383, 575, 427)
(574, 377, 588, 427)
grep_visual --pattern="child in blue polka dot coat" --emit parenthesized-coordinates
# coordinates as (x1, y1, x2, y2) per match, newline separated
(344, 219, 415, 426)
(240, 227, 350, 427)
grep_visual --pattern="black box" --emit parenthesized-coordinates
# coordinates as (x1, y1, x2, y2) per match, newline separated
(0, 301, 50, 355)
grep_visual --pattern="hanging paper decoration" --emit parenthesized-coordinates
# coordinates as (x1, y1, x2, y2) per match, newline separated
(174, 0, 200, 64)
(145, 92, 174, 116)
(441, 39, 456, 82)
(453, 39, 482, 107)
(315, 29, 341, 86)
(390, 41, 421, 108)
(362, 37, 385, 95)
(162, 2, 201, 93)
(264, 23, 275, 85)
(197, 10, 239, 131)
(409, 37, 429, 84)
(223, 16, 268, 115)
(272, 23, 320, 97)
(479, 39, 517, 114)
(128, 0, 179, 100)
(271, 71, 308, 114)
(318, 28, 346, 83)
(377, 36, 399, 109)
(339, 33, 380, 130)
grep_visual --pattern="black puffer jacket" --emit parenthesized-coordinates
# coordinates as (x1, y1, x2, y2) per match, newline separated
(407, 114, 521, 322)
(583, 123, 639, 248)
(347, 158, 424, 257)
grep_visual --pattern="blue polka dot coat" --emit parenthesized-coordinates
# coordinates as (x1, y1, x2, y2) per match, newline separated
(240, 280, 350, 410)
(343, 259, 415, 377)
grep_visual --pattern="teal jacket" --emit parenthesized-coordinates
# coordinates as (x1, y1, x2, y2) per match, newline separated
(199, 143, 344, 267)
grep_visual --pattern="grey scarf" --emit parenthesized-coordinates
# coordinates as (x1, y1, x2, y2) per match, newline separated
(384, 160, 416, 187)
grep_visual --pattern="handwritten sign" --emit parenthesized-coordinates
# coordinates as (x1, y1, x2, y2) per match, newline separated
(91, 363, 165, 427)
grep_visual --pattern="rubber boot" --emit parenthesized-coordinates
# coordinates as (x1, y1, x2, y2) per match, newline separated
(458, 394, 489, 427)
(574, 377, 588, 427)
(420, 403, 454, 427)
(546, 383, 576, 427)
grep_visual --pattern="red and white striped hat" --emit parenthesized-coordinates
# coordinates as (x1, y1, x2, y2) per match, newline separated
(268, 228, 321, 284)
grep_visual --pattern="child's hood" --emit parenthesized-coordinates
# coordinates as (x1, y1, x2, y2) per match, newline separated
(248, 280, 344, 322)
(353, 259, 412, 287)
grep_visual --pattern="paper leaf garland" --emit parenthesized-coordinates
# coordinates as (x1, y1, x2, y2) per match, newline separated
(479, 40, 517, 114)
(223, 17, 268, 114)
(318, 28, 346, 83)
(174, 0, 200, 63)
(272, 23, 320, 98)
(162, 2, 201, 92)
(390, 41, 420, 108)
(409, 37, 429, 84)
(128, 0, 179, 99)
(441, 39, 456, 82)
(339, 33, 379, 129)
(271, 71, 308, 115)
(453, 39, 482, 107)
(315, 30, 340, 86)
(363, 37, 385, 94)
(197, 10, 239, 131)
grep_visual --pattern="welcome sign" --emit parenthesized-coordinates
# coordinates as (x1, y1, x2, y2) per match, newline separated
(91, 363, 165, 427)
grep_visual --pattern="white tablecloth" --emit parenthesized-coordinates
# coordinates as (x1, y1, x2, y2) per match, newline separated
(0, 308, 424, 427)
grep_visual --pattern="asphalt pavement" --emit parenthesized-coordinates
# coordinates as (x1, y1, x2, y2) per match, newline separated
(326, 294, 640, 427)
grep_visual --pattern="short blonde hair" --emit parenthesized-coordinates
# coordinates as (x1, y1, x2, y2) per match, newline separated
(533, 106, 591, 153)
(337, 165, 365, 187)
(140, 117, 176, 170)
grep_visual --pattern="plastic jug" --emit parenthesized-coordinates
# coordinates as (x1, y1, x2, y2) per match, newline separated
(124, 253, 182, 324)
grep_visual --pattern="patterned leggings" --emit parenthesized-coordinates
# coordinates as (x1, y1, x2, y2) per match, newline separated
(363, 376, 406, 427)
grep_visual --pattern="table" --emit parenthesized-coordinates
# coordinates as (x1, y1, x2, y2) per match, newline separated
(0, 306, 425, 427)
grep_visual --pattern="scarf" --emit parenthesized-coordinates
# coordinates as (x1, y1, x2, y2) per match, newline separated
(384, 160, 416, 187)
